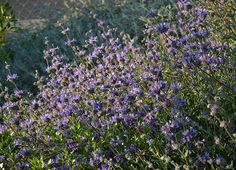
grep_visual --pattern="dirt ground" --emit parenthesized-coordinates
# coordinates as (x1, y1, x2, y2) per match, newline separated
(9, 0, 67, 20)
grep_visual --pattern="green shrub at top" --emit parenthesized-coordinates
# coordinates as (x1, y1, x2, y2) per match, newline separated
(0, 0, 17, 61)
(0, 0, 16, 46)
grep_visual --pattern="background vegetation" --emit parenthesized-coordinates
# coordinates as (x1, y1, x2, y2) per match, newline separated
(0, 0, 168, 92)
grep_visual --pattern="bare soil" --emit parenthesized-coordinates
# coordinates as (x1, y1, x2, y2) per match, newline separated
(9, 0, 67, 20)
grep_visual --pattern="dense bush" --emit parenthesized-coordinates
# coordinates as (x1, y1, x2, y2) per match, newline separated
(0, 0, 236, 169)
(0, 0, 162, 92)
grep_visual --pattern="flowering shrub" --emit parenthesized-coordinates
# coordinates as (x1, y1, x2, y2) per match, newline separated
(0, 1, 236, 169)
(0, 0, 162, 93)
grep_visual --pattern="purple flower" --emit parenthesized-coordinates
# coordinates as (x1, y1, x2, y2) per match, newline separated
(111, 137, 123, 148)
(20, 118, 35, 129)
(15, 148, 31, 159)
(99, 163, 111, 170)
(88, 36, 98, 45)
(156, 23, 170, 33)
(14, 90, 24, 98)
(195, 140, 205, 149)
(172, 95, 186, 109)
(40, 113, 52, 122)
(129, 144, 137, 153)
(56, 117, 69, 130)
(30, 100, 39, 110)
(195, 8, 208, 18)
(194, 30, 210, 39)
(148, 8, 158, 17)
(0, 125, 8, 133)
(57, 165, 71, 170)
(114, 154, 126, 162)
(198, 151, 211, 164)
(89, 151, 103, 167)
(65, 39, 78, 46)
(171, 82, 182, 91)
(215, 155, 225, 166)
(181, 128, 197, 143)
(52, 154, 63, 164)
(105, 150, 114, 159)
(87, 86, 95, 93)
(7, 73, 18, 82)
(98, 20, 105, 28)
(233, 85, 236, 93)
(0, 155, 3, 161)
(161, 120, 179, 141)
(2, 101, 17, 111)
(183, 1, 193, 10)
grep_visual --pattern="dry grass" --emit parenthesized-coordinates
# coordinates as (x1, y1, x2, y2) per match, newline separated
(9, 0, 67, 20)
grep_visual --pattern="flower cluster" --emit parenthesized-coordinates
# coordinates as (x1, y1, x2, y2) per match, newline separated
(0, 1, 235, 169)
